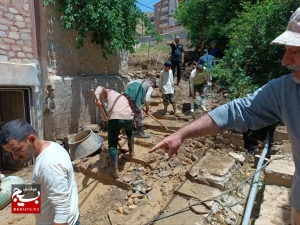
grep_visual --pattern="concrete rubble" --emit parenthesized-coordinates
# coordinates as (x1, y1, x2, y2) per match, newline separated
(67, 83, 295, 225)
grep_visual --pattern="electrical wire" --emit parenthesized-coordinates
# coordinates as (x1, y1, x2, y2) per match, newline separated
(144, 156, 285, 225)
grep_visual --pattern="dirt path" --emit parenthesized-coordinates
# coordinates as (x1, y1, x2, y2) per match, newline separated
(0, 47, 292, 225)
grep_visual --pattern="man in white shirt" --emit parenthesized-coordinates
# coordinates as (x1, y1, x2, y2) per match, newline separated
(189, 64, 209, 112)
(159, 60, 180, 115)
(0, 119, 80, 225)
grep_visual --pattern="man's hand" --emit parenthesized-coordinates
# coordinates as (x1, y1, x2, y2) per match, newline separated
(192, 94, 196, 99)
(145, 108, 150, 115)
(148, 132, 183, 158)
(95, 100, 102, 107)
(181, 59, 184, 64)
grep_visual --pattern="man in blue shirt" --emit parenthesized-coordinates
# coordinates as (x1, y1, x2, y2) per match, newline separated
(167, 36, 185, 86)
(208, 40, 224, 59)
(198, 49, 215, 83)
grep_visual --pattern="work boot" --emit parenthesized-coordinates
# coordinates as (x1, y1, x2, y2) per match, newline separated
(200, 97, 208, 112)
(163, 105, 169, 115)
(172, 104, 181, 115)
(137, 125, 150, 138)
(109, 153, 120, 178)
(190, 97, 195, 113)
(127, 135, 135, 157)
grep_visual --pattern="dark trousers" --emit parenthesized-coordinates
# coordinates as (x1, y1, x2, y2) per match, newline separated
(124, 94, 143, 128)
(108, 119, 134, 154)
(242, 125, 276, 153)
(171, 60, 182, 83)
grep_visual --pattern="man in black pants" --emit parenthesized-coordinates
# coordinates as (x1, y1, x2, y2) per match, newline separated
(167, 35, 185, 86)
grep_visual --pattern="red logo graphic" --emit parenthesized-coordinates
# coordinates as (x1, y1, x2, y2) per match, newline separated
(11, 186, 41, 214)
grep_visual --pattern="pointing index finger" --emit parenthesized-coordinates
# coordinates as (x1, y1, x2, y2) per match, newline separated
(148, 141, 166, 153)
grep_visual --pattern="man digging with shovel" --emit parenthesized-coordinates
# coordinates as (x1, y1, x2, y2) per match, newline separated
(123, 78, 157, 138)
(94, 86, 134, 178)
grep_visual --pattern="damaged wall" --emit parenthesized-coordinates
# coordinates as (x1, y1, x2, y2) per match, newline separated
(38, 4, 130, 140)
(0, 0, 42, 137)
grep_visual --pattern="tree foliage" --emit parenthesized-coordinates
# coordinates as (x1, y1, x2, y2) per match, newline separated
(43, 0, 160, 58)
(175, 0, 299, 98)
(214, 0, 299, 97)
(175, 0, 257, 49)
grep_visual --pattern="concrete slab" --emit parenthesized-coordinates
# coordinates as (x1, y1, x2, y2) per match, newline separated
(222, 133, 244, 147)
(254, 185, 291, 225)
(265, 158, 294, 188)
(274, 126, 289, 142)
(188, 155, 237, 190)
(122, 145, 159, 165)
(154, 195, 207, 225)
(174, 180, 221, 208)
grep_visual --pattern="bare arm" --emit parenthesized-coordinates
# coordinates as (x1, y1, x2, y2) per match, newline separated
(149, 114, 221, 157)
(182, 52, 184, 63)
(166, 41, 174, 45)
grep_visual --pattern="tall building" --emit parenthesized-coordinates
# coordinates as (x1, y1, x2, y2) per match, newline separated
(153, 0, 184, 35)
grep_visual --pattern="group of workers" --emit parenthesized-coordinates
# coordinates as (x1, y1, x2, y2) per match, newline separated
(1, 7, 300, 225)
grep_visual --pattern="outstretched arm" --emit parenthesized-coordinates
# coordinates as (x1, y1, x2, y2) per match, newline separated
(167, 41, 176, 46)
(149, 114, 221, 157)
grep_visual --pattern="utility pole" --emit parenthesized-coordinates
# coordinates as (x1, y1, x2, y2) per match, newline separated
(201, 1, 207, 56)
(142, 19, 144, 45)
(167, 0, 170, 32)
(158, 0, 163, 34)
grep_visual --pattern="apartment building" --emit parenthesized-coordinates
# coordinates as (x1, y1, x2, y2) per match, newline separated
(153, 0, 184, 35)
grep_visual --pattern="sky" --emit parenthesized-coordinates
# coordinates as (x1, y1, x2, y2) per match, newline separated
(135, 0, 157, 12)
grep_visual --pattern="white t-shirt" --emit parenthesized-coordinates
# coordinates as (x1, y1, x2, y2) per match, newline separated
(159, 70, 174, 94)
(32, 142, 79, 225)
(189, 67, 208, 94)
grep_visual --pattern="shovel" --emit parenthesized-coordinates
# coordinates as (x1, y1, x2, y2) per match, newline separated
(142, 109, 175, 132)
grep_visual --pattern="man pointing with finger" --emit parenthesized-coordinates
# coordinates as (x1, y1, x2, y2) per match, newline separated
(149, 8, 300, 224)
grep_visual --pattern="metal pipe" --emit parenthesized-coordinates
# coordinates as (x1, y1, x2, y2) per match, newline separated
(242, 132, 270, 225)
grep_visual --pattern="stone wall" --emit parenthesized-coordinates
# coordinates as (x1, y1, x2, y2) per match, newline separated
(0, 0, 36, 63)
(39, 4, 123, 77)
(39, 4, 130, 140)
(46, 75, 131, 140)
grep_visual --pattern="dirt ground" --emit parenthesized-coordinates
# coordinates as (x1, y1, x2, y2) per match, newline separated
(0, 44, 292, 225)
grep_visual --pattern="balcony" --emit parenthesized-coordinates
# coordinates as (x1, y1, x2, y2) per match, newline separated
(159, 22, 168, 28)
(159, 16, 168, 22)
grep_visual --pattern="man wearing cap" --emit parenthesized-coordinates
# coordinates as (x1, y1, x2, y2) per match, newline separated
(208, 40, 224, 59)
(167, 35, 185, 86)
(189, 64, 209, 113)
(159, 61, 181, 115)
(149, 8, 300, 224)
(94, 86, 134, 178)
(124, 78, 157, 138)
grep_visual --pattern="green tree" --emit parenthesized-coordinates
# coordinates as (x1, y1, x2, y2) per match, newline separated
(43, 0, 160, 58)
(214, 0, 299, 98)
(175, 0, 257, 49)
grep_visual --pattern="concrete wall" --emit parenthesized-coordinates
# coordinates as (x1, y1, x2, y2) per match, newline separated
(38, 4, 130, 140)
(47, 75, 131, 140)
(0, 1, 130, 140)
(0, 0, 42, 137)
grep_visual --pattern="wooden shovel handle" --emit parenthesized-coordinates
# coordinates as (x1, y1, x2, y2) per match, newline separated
(143, 109, 169, 130)
(91, 89, 108, 122)
(91, 89, 123, 150)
